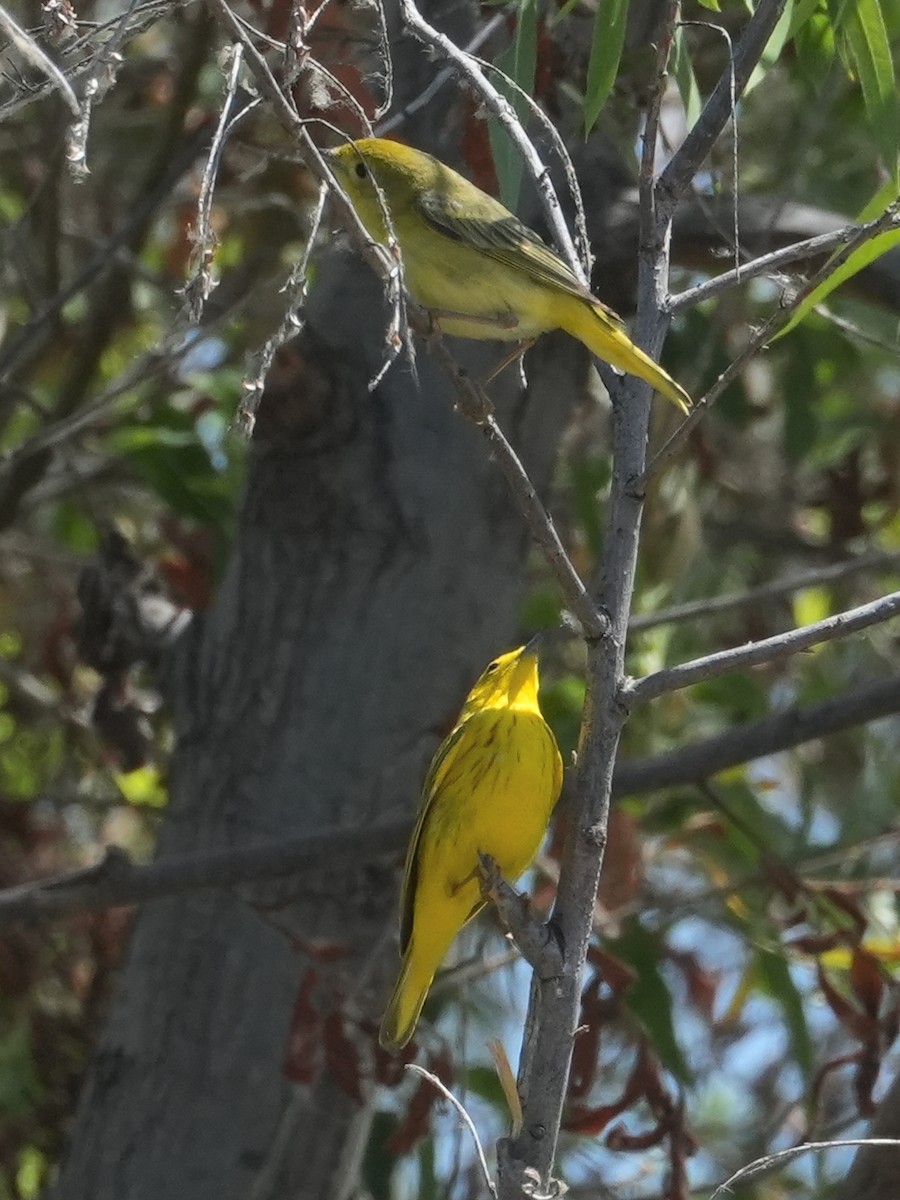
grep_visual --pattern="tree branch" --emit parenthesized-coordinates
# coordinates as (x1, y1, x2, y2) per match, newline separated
(0, 818, 409, 925)
(624, 591, 900, 706)
(628, 550, 900, 633)
(612, 674, 900, 798)
(668, 222, 863, 313)
(424, 335, 608, 640)
(478, 853, 564, 980)
(657, 0, 789, 209)
(638, 201, 900, 488)
(2, 674, 898, 926)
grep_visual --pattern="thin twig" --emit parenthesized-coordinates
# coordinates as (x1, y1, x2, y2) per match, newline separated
(709, 1139, 900, 1200)
(472, 53, 591, 275)
(658, 0, 789, 211)
(237, 181, 328, 434)
(424, 335, 607, 640)
(638, 201, 900, 488)
(0, 4, 80, 117)
(679, 20, 740, 279)
(398, 0, 586, 285)
(67, 0, 142, 178)
(405, 1065, 498, 1199)
(377, 10, 507, 135)
(207, 0, 400, 431)
(624, 590, 900, 706)
(182, 41, 248, 324)
(668, 223, 862, 313)
(629, 549, 900, 633)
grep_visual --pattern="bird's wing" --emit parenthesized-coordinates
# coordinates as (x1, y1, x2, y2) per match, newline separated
(398, 720, 470, 954)
(416, 187, 624, 328)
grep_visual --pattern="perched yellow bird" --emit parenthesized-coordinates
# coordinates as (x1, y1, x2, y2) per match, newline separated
(379, 642, 563, 1050)
(327, 137, 691, 413)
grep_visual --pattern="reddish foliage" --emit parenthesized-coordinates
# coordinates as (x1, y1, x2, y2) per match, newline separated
(807, 955, 900, 1126)
(850, 948, 884, 1018)
(282, 968, 323, 1084)
(372, 1030, 417, 1087)
(460, 101, 498, 195)
(324, 1003, 365, 1103)
(666, 948, 718, 1019)
(597, 809, 643, 912)
(585, 945, 637, 997)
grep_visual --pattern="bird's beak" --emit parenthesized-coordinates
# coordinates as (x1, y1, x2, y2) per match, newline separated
(522, 631, 547, 660)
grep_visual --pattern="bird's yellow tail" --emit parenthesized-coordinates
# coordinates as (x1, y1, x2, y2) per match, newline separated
(379, 950, 434, 1050)
(557, 294, 692, 414)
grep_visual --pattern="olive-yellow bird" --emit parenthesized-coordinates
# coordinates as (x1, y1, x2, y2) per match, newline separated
(327, 137, 691, 414)
(379, 642, 563, 1050)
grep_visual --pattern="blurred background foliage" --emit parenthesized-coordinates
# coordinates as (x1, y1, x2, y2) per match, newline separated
(0, 0, 899, 1197)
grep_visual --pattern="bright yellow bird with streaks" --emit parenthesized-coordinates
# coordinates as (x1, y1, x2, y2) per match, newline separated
(379, 642, 563, 1050)
(327, 138, 692, 414)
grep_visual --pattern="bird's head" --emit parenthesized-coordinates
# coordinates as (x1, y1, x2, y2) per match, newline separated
(326, 138, 440, 240)
(462, 642, 543, 716)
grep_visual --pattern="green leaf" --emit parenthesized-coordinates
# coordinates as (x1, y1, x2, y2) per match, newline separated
(671, 25, 702, 130)
(609, 921, 693, 1084)
(787, 0, 827, 38)
(775, 179, 900, 340)
(464, 1064, 508, 1109)
(755, 947, 815, 1077)
(115, 765, 168, 808)
(489, 0, 538, 210)
(838, 0, 899, 178)
(584, 0, 629, 136)
(794, 7, 836, 87)
(362, 1111, 401, 1200)
(696, 0, 721, 10)
(417, 1137, 438, 1200)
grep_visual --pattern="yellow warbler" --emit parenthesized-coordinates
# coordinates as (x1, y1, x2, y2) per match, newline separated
(327, 137, 691, 414)
(379, 642, 563, 1050)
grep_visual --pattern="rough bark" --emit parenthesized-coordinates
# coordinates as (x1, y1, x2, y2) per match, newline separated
(54, 222, 584, 1196)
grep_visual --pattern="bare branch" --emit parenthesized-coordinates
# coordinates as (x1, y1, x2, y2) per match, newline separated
(424, 335, 607, 640)
(612, 673, 900, 798)
(376, 11, 507, 135)
(624, 591, 900, 706)
(0, 4, 80, 119)
(478, 853, 563, 980)
(638, 201, 900, 488)
(208, 0, 402, 433)
(181, 41, 249, 324)
(658, 0, 789, 210)
(709, 1139, 900, 1200)
(668, 223, 863, 313)
(0, 819, 409, 926)
(629, 550, 900, 633)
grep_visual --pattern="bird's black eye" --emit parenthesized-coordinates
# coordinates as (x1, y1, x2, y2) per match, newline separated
(485, 660, 500, 675)
(354, 161, 368, 179)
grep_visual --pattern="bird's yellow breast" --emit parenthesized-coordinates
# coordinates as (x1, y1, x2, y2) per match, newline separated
(412, 709, 560, 929)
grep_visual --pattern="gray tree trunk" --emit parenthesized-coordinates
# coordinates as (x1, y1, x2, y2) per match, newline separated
(54, 233, 583, 1197)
